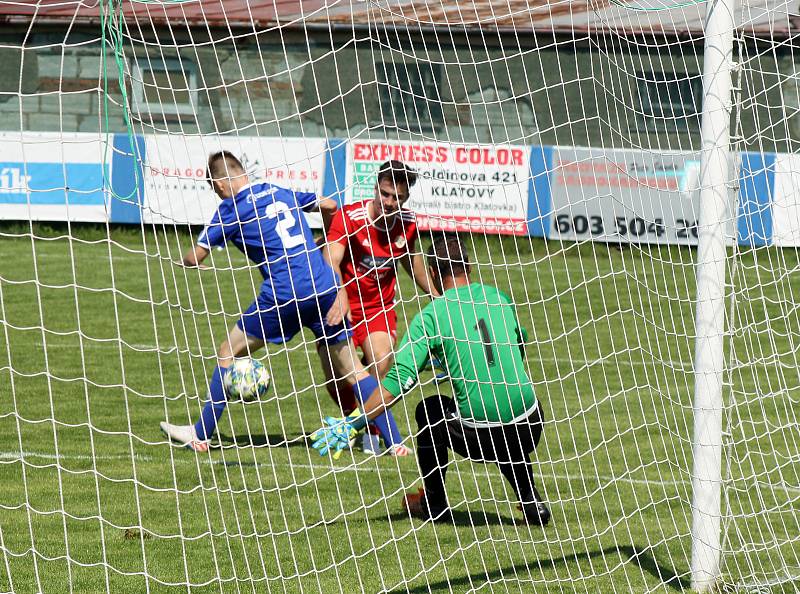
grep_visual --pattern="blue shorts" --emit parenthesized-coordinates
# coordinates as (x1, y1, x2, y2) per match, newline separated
(237, 289, 351, 345)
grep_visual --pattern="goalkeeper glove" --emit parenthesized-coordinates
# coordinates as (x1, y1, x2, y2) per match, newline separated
(310, 409, 364, 460)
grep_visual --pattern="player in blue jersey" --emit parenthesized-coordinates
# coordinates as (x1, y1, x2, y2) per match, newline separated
(160, 151, 402, 452)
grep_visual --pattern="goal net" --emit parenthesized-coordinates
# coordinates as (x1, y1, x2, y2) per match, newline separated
(0, 0, 798, 592)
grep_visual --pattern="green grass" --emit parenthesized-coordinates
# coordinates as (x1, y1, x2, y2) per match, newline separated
(0, 224, 798, 593)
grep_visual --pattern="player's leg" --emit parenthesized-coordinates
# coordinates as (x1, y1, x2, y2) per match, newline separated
(161, 297, 293, 451)
(161, 324, 264, 450)
(318, 338, 405, 450)
(491, 405, 550, 525)
(444, 402, 549, 525)
(359, 307, 398, 378)
(346, 327, 381, 457)
(321, 311, 369, 416)
(193, 324, 265, 442)
(309, 291, 406, 451)
(357, 310, 411, 454)
(401, 395, 454, 521)
(319, 340, 358, 415)
(360, 331, 394, 379)
(357, 327, 394, 454)
(496, 460, 549, 526)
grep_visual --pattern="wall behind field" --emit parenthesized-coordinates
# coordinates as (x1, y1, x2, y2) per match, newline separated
(0, 26, 797, 153)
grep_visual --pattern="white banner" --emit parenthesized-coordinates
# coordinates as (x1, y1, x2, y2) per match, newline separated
(770, 153, 800, 246)
(345, 140, 531, 235)
(142, 136, 327, 226)
(549, 146, 709, 245)
(0, 132, 108, 222)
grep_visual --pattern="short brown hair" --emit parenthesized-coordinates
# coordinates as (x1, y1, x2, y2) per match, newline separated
(426, 233, 470, 279)
(206, 150, 245, 186)
(376, 160, 417, 189)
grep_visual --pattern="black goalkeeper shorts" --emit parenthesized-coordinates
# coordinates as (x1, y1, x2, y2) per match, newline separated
(415, 394, 544, 465)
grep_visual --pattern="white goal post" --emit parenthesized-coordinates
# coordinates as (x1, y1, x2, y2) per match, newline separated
(691, 0, 737, 590)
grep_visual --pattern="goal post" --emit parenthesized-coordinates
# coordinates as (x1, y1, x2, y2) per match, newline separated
(690, 0, 738, 590)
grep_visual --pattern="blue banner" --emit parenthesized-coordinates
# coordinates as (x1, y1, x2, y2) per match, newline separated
(0, 161, 105, 205)
(109, 133, 146, 224)
(738, 152, 775, 246)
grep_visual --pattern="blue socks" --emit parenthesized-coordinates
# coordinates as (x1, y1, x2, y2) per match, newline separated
(195, 366, 229, 440)
(352, 375, 403, 447)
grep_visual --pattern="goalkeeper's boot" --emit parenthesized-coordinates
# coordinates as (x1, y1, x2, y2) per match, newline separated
(402, 488, 451, 523)
(160, 422, 211, 453)
(517, 491, 551, 526)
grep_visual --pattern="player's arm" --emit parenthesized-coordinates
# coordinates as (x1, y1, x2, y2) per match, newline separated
(298, 191, 339, 245)
(321, 211, 351, 326)
(317, 198, 339, 232)
(358, 384, 400, 424)
(311, 309, 436, 457)
(401, 251, 440, 297)
(322, 241, 351, 326)
(314, 198, 340, 246)
(178, 209, 226, 269)
(297, 190, 338, 224)
(358, 310, 435, 422)
(180, 245, 211, 269)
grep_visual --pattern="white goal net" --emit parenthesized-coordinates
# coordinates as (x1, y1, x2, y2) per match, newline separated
(0, 0, 798, 592)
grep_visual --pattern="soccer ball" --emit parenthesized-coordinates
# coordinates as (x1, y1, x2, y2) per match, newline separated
(223, 358, 270, 403)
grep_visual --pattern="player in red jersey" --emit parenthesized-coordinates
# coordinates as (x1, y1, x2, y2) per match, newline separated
(323, 160, 438, 455)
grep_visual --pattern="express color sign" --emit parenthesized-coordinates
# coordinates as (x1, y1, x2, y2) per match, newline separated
(347, 141, 531, 235)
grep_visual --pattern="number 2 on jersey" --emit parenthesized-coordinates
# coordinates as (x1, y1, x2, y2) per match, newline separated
(264, 201, 304, 248)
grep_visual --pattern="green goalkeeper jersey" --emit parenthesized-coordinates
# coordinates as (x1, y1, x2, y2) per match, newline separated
(382, 282, 537, 425)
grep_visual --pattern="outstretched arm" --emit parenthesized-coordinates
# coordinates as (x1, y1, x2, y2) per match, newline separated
(353, 311, 434, 427)
(358, 384, 400, 426)
(311, 311, 435, 458)
(402, 252, 439, 297)
(180, 245, 211, 269)
(302, 195, 339, 228)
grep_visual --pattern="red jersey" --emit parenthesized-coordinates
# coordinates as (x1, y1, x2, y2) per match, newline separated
(327, 201, 418, 316)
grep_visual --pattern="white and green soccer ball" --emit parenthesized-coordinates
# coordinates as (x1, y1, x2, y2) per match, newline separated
(224, 358, 270, 403)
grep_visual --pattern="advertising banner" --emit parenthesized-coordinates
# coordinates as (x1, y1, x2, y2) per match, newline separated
(769, 153, 800, 246)
(548, 147, 710, 245)
(0, 132, 107, 222)
(346, 140, 531, 235)
(141, 136, 327, 226)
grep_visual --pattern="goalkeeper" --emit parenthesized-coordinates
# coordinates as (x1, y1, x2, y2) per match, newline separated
(312, 234, 550, 526)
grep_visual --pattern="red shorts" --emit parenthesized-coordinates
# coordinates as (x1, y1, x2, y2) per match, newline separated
(351, 308, 397, 349)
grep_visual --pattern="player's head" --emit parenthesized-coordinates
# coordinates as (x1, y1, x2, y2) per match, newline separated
(426, 233, 470, 293)
(373, 160, 417, 219)
(206, 150, 248, 199)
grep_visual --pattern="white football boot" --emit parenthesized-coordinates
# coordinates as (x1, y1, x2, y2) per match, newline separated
(160, 422, 211, 452)
(386, 443, 414, 457)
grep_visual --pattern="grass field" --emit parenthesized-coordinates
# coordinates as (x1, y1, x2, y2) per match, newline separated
(0, 224, 798, 593)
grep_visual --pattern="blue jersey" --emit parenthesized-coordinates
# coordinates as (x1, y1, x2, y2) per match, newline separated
(197, 181, 338, 304)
